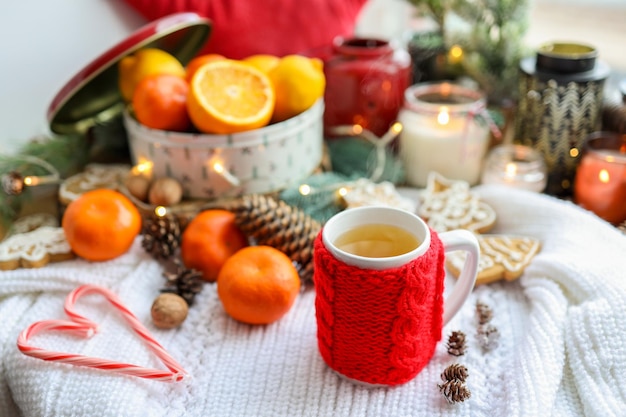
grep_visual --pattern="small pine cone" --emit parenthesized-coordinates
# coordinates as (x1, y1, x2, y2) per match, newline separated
(441, 364, 469, 383)
(142, 214, 181, 260)
(476, 324, 500, 351)
(225, 194, 321, 284)
(438, 379, 471, 404)
(447, 330, 467, 356)
(476, 300, 493, 325)
(163, 260, 204, 306)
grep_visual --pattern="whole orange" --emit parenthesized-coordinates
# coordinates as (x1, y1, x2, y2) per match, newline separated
(185, 53, 225, 82)
(132, 73, 190, 131)
(62, 189, 142, 261)
(180, 209, 248, 282)
(217, 246, 300, 325)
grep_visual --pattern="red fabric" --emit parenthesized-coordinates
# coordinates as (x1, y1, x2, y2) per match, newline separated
(314, 229, 445, 386)
(122, 0, 368, 60)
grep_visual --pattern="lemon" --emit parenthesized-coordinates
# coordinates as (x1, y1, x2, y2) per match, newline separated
(118, 48, 186, 102)
(268, 55, 325, 123)
(242, 54, 280, 74)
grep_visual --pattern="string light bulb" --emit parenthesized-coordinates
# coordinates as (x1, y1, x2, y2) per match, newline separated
(154, 206, 168, 217)
(212, 161, 241, 187)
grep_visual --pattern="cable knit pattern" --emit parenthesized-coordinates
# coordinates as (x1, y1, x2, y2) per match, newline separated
(1, 185, 626, 416)
(313, 231, 444, 386)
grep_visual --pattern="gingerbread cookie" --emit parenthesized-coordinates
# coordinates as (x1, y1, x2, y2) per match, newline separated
(446, 234, 542, 285)
(59, 164, 130, 205)
(7, 213, 59, 237)
(417, 172, 496, 233)
(341, 179, 417, 212)
(0, 226, 74, 270)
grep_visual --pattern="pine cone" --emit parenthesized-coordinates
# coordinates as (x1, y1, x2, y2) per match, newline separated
(142, 214, 181, 260)
(163, 260, 204, 306)
(223, 194, 321, 284)
(441, 363, 469, 383)
(476, 300, 493, 325)
(447, 331, 467, 356)
(439, 379, 471, 404)
(476, 323, 500, 351)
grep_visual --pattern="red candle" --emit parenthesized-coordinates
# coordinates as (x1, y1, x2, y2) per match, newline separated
(574, 132, 626, 224)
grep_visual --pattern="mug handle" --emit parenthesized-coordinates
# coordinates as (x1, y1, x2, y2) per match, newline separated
(439, 230, 479, 325)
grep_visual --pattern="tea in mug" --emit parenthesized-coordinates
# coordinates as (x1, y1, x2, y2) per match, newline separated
(333, 224, 420, 258)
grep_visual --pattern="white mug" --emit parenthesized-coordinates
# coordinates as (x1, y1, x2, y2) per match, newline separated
(314, 205, 479, 385)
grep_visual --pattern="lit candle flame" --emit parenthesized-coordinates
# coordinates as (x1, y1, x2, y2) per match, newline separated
(437, 107, 450, 126)
(598, 169, 610, 183)
(337, 187, 348, 197)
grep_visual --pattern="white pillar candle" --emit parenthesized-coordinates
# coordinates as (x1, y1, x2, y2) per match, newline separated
(398, 82, 491, 188)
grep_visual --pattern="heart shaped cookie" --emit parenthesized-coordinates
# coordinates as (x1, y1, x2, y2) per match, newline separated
(17, 284, 187, 382)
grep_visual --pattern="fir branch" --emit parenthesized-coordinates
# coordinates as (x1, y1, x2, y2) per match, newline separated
(0, 133, 90, 231)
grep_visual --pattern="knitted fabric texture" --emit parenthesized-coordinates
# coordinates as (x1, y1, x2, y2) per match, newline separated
(314, 230, 445, 386)
(2, 186, 626, 416)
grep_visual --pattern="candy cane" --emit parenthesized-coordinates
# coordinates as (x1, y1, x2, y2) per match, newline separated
(17, 284, 187, 382)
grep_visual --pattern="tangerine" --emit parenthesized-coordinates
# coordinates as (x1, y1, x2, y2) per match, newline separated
(185, 53, 226, 82)
(132, 74, 190, 131)
(180, 209, 249, 282)
(186, 60, 275, 134)
(217, 245, 300, 325)
(118, 48, 186, 102)
(62, 189, 142, 261)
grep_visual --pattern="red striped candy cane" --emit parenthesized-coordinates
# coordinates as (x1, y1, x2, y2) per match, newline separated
(17, 284, 187, 382)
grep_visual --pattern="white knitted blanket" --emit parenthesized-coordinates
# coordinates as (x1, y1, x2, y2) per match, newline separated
(1, 185, 625, 417)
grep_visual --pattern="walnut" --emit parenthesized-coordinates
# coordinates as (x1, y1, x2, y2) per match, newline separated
(151, 293, 188, 329)
(125, 174, 151, 202)
(148, 177, 183, 206)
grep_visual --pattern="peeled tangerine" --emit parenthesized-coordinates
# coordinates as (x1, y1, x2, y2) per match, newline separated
(268, 55, 325, 123)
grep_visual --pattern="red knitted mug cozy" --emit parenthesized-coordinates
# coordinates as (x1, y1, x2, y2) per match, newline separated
(314, 229, 445, 386)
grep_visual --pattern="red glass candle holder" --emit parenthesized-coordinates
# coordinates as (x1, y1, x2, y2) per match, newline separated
(574, 132, 626, 224)
(323, 37, 411, 137)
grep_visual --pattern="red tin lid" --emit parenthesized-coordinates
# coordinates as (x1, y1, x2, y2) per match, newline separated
(47, 12, 211, 135)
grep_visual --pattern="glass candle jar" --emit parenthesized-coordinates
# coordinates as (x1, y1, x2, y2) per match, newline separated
(323, 37, 411, 137)
(481, 144, 547, 193)
(397, 82, 491, 187)
(574, 131, 626, 224)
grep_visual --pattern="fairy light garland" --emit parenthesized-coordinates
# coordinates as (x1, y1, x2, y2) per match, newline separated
(296, 122, 403, 199)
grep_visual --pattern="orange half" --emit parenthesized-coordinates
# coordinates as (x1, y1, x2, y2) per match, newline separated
(187, 60, 275, 134)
